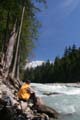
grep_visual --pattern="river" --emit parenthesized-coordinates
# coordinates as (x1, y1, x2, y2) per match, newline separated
(31, 83, 80, 120)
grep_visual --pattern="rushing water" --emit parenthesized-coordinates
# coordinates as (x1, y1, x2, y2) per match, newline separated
(31, 83, 80, 120)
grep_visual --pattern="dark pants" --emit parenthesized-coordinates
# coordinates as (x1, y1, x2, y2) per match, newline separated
(29, 93, 37, 106)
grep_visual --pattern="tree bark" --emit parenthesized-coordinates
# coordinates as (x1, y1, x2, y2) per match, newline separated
(1, 11, 10, 66)
(3, 11, 10, 53)
(11, 5, 25, 79)
(3, 21, 17, 79)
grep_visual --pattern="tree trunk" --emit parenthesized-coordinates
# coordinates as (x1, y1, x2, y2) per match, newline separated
(1, 11, 10, 65)
(11, 6, 25, 79)
(3, 21, 17, 79)
(3, 11, 10, 53)
(16, 53, 20, 80)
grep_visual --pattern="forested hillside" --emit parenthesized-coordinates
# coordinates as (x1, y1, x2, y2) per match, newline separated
(0, 0, 46, 83)
(24, 44, 80, 83)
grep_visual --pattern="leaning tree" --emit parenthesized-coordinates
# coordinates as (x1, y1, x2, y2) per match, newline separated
(0, 0, 46, 88)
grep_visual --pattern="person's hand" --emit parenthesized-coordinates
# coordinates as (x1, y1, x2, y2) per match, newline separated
(27, 88, 31, 93)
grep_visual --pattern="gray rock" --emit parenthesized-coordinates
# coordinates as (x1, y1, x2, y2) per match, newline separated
(0, 81, 59, 120)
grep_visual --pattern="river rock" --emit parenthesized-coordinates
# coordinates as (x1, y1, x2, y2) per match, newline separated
(0, 79, 59, 120)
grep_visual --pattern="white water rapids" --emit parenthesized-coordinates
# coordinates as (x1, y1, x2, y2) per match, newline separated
(31, 83, 80, 120)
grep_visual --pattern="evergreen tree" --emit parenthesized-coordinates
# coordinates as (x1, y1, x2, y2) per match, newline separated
(24, 45, 80, 83)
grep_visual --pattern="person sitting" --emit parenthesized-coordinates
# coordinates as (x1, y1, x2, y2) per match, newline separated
(17, 80, 37, 107)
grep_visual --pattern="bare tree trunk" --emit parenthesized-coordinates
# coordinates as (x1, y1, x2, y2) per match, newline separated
(1, 11, 10, 65)
(16, 62, 19, 80)
(16, 52, 20, 80)
(3, 21, 17, 79)
(3, 11, 10, 53)
(16, 53, 21, 87)
(11, 6, 25, 79)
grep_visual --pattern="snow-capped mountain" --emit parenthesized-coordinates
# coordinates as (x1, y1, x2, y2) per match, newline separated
(25, 60, 44, 69)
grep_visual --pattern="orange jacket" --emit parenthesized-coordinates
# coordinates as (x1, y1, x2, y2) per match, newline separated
(17, 83, 30, 100)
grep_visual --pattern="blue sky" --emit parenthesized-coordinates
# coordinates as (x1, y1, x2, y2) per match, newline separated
(32, 0, 80, 61)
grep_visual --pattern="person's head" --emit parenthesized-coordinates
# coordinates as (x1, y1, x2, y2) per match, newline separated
(26, 80, 31, 84)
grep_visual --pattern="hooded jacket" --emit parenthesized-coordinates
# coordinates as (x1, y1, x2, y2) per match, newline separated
(17, 83, 30, 100)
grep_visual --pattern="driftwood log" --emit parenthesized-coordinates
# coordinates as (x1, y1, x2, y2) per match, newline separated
(34, 104, 58, 119)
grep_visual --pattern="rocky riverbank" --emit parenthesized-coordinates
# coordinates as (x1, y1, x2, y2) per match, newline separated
(0, 78, 59, 120)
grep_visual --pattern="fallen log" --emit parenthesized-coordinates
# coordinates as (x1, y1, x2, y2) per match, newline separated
(35, 104, 59, 119)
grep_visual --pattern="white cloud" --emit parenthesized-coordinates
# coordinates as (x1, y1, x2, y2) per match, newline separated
(25, 60, 44, 69)
(63, 0, 75, 7)
(25, 60, 53, 69)
(60, 0, 80, 16)
(46, 0, 80, 22)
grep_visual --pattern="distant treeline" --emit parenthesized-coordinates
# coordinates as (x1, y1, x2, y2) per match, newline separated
(24, 44, 80, 83)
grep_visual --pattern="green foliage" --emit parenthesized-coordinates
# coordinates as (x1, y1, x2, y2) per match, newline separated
(24, 45, 80, 83)
(0, 0, 46, 79)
